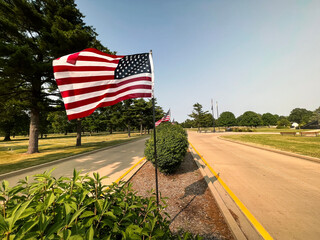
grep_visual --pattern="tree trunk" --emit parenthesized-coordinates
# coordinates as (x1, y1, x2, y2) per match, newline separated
(27, 108, 39, 153)
(109, 126, 113, 134)
(76, 119, 81, 146)
(127, 124, 131, 137)
(3, 129, 11, 141)
(140, 123, 143, 135)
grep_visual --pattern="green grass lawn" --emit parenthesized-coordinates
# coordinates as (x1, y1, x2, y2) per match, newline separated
(221, 134, 320, 159)
(0, 132, 147, 175)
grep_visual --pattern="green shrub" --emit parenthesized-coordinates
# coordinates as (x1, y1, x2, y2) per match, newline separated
(0, 169, 201, 240)
(145, 123, 189, 174)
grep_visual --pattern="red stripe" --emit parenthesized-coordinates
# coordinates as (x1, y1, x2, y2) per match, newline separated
(67, 52, 80, 64)
(61, 77, 152, 97)
(64, 85, 152, 110)
(67, 93, 152, 120)
(82, 48, 125, 59)
(53, 65, 116, 73)
(56, 75, 115, 85)
(76, 55, 120, 64)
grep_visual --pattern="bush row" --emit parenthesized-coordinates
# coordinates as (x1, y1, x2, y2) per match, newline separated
(145, 123, 189, 174)
(0, 169, 201, 240)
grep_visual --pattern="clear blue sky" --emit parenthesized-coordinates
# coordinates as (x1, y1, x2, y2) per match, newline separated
(76, 0, 320, 122)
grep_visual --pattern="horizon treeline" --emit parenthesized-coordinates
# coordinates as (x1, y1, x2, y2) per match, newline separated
(181, 103, 320, 130)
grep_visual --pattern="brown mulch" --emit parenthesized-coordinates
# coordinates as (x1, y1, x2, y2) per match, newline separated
(129, 152, 234, 240)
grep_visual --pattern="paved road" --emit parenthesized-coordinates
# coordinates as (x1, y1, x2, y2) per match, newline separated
(1, 138, 147, 187)
(188, 131, 320, 240)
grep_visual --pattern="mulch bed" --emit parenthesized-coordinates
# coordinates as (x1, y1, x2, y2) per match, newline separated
(129, 152, 234, 240)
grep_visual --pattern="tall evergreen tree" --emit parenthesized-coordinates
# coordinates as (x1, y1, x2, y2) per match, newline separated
(0, 0, 110, 153)
(188, 103, 208, 131)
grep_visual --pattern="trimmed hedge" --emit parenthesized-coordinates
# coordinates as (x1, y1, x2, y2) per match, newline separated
(145, 123, 189, 174)
(0, 169, 201, 240)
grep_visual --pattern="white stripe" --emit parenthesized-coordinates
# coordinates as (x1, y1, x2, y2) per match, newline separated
(66, 88, 152, 115)
(54, 71, 114, 79)
(53, 61, 118, 68)
(62, 81, 152, 104)
(57, 73, 152, 91)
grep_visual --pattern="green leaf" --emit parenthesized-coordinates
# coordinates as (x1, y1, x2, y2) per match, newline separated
(0, 213, 8, 232)
(1, 180, 9, 191)
(0, 195, 6, 201)
(45, 221, 64, 239)
(68, 207, 86, 226)
(86, 226, 94, 240)
(79, 211, 95, 219)
(44, 192, 55, 210)
(15, 219, 38, 240)
(11, 198, 33, 230)
(69, 235, 83, 240)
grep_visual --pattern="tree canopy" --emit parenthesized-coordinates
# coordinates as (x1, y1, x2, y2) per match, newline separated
(217, 111, 236, 127)
(237, 111, 262, 127)
(0, 0, 110, 153)
(288, 108, 313, 125)
(188, 103, 208, 131)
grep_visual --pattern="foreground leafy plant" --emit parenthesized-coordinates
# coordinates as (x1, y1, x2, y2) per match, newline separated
(0, 169, 201, 240)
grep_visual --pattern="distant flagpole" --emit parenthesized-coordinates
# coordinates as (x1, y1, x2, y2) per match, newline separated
(211, 99, 215, 132)
(150, 50, 159, 206)
(216, 101, 220, 132)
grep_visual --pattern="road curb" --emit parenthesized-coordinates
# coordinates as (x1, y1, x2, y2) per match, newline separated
(218, 137, 320, 164)
(189, 148, 248, 240)
(0, 137, 148, 181)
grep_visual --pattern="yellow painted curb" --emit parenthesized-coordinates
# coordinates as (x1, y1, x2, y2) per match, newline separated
(114, 157, 146, 184)
(189, 141, 273, 240)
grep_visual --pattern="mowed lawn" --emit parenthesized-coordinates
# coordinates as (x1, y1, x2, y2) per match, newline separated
(221, 134, 320, 159)
(0, 133, 146, 175)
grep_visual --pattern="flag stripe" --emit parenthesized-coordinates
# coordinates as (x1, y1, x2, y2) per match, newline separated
(53, 65, 116, 72)
(64, 85, 152, 110)
(54, 71, 115, 79)
(61, 78, 152, 98)
(55, 75, 116, 86)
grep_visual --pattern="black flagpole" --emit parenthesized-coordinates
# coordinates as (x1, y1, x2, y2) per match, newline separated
(150, 50, 159, 206)
(152, 97, 159, 206)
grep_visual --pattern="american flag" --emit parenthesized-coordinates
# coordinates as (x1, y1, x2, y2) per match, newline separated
(155, 109, 171, 127)
(53, 48, 153, 120)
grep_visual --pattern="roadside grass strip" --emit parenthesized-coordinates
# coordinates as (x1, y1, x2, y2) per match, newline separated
(221, 134, 320, 159)
(189, 141, 273, 240)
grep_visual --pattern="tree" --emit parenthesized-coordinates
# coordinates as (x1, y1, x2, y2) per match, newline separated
(288, 108, 313, 124)
(261, 113, 278, 126)
(202, 113, 214, 127)
(238, 111, 262, 127)
(181, 119, 196, 128)
(188, 103, 208, 131)
(217, 111, 236, 127)
(277, 117, 291, 128)
(310, 107, 320, 122)
(0, 100, 29, 140)
(0, 0, 110, 153)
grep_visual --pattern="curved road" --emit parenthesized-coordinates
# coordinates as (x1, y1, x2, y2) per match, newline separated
(1, 138, 147, 187)
(188, 131, 320, 240)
